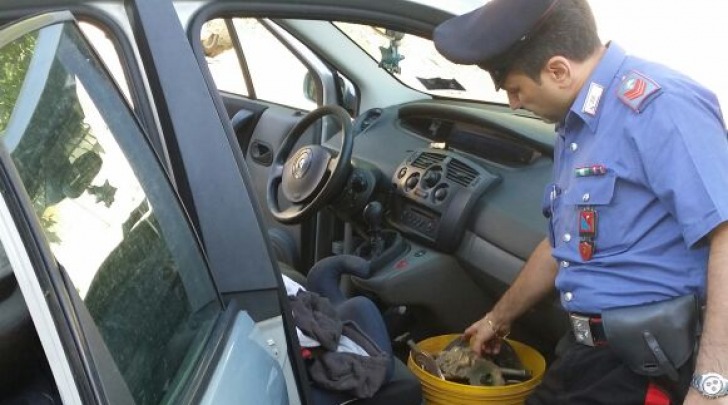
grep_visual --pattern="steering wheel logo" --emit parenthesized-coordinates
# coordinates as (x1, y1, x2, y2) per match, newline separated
(292, 149, 312, 179)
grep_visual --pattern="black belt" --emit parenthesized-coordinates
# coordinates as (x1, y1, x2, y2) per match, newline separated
(569, 313, 608, 347)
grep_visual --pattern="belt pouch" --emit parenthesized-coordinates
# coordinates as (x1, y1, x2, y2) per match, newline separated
(601, 295, 700, 381)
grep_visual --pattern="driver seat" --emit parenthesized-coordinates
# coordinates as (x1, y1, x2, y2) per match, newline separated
(285, 255, 422, 405)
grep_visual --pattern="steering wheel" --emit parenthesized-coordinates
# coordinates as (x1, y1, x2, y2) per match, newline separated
(267, 105, 353, 224)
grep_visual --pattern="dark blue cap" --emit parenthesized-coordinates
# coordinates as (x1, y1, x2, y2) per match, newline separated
(434, 0, 559, 88)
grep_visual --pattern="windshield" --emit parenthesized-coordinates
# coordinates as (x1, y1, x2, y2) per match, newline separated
(334, 22, 507, 104)
(337, 1, 728, 110)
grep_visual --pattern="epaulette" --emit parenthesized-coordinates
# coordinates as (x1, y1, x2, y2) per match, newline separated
(617, 70, 662, 113)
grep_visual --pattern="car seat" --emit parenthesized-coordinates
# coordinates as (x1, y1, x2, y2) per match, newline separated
(302, 255, 422, 405)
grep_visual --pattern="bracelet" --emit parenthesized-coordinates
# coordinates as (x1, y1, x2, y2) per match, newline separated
(486, 316, 510, 340)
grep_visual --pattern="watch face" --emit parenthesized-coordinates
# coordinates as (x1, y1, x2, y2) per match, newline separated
(701, 373, 726, 397)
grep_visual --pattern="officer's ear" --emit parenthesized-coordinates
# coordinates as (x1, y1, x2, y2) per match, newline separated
(543, 56, 572, 88)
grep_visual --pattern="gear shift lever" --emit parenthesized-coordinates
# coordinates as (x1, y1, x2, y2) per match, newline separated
(363, 201, 384, 258)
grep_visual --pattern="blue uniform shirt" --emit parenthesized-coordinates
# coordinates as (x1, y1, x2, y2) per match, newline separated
(546, 43, 728, 314)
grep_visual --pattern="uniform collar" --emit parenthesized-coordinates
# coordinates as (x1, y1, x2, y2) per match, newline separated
(563, 42, 627, 134)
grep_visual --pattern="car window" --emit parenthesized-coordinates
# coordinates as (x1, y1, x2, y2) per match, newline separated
(201, 18, 249, 96)
(202, 18, 317, 111)
(0, 21, 221, 404)
(79, 21, 133, 106)
(334, 22, 508, 104)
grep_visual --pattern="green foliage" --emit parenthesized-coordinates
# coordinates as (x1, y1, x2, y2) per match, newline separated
(0, 30, 103, 243)
(0, 33, 38, 133)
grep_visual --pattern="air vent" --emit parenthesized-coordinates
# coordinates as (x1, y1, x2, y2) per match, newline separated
(411, 152, 445, 169)
(353, 108, 383, 136)
(447, 159, 478, 186)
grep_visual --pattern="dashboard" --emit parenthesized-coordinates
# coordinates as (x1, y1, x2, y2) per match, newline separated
(340, 99, 555, 262)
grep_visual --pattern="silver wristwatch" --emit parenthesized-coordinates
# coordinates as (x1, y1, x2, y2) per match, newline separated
(691, 372, 728, 399)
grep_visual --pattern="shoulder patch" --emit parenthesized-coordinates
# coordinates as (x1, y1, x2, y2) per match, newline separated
(617, 70, 662, 113)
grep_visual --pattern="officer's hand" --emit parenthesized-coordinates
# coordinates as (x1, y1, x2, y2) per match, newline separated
(463, 313, 509, 357)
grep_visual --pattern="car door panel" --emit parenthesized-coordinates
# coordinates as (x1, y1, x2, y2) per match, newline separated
(199, 310, 289, 405)
(0, 8, 308, 404)
(221, 93, 269, 158)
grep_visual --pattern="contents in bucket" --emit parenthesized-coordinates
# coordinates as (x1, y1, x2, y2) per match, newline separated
(407, 339, 445, 379)
(434, 337, 532, 386)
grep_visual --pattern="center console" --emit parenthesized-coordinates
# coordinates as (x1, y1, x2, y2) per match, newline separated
(388, 148, 500, 252)
(343, 149, 500, 332)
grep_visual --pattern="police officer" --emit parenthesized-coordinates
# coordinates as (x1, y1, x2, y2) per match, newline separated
(434, 0, 728, 403)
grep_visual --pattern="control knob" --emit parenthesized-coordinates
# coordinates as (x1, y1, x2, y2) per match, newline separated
(434, 187, 448, 202)
(405, 174, 419, 190)
(422, 170, 441, 189)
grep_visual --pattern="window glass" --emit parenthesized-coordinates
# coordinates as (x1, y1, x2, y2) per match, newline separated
(0, 22, 221, 404)
(334, 22, 507, 104)
(79, 21, 133, 106)
(202, 18, 317, 111)
(201, 18, 249, 96)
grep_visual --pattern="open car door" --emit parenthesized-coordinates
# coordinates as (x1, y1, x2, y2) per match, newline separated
(0, 9, 306, 404)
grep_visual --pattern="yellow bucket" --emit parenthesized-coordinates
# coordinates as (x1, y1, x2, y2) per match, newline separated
(407, 334, 546, 405)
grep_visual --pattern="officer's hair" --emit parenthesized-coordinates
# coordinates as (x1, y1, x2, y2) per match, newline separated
(509, 0, 601, 82)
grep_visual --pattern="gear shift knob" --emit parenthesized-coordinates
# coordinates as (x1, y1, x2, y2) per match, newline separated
(362, 201, 384, 259)
(363, 201, 383, 230)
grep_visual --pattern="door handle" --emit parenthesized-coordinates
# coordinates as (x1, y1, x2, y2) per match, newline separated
(250, 141, 273, 166)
